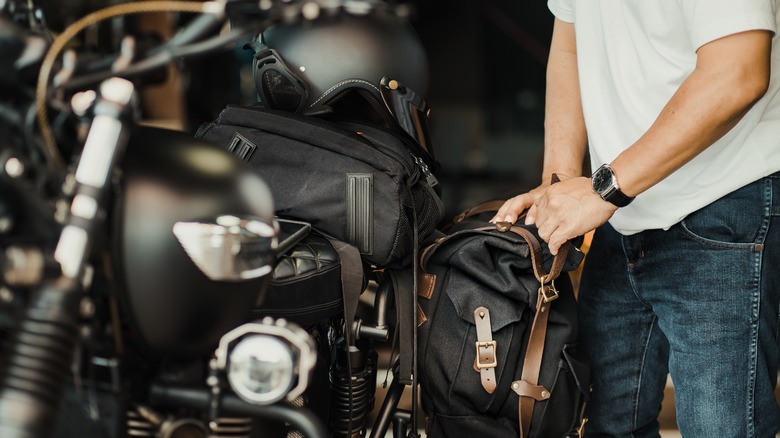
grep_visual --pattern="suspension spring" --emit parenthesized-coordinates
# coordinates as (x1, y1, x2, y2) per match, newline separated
(328, 340, 378, 438)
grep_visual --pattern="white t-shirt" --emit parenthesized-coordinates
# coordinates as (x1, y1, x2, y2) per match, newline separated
(547, 0, 780, 235)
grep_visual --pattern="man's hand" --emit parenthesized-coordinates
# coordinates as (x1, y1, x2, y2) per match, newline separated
(490, 183, 550, 225)
(531, 176, 616, 255)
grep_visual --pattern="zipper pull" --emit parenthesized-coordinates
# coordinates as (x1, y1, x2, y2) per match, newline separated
(413, 155, 438, 187)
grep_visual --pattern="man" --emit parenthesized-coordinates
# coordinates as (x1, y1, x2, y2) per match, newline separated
(492, 1, 780, 437)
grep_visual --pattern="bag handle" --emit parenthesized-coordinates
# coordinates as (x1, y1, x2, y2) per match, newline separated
(447, 173, 570, 283)
(446, 199, 509, 228)
(474, 223, 570, 286)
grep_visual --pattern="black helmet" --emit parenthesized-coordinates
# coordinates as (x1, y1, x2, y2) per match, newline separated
(246, 13, 435, 161)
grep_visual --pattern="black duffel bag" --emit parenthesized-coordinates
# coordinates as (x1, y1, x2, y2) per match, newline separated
(417, 200, 590, 438)
(196, 105, 444, 269)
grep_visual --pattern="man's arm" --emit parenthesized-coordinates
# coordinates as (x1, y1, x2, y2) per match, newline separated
(612, 30, 771, 197)
(541, 18, 588, 183)
(492, 18, 588, 224)
(533, 29, 772, 255)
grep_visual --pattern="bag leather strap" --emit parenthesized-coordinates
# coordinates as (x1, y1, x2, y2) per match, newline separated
(473, 306, 497, 394)
(445, 199, 509, 230)
(513, 288, 554, 438)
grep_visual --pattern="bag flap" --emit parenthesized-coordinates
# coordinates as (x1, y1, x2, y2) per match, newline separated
(425, 229, 540, 330)
(445, 270, 528, 331)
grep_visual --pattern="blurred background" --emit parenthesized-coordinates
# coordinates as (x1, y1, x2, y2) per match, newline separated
(40, 0, 554, 219)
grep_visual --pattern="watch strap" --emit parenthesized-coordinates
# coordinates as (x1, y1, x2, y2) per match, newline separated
(604, 188, 634, 207)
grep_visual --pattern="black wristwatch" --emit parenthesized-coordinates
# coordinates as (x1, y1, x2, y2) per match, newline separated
(591, 163, 635, 207)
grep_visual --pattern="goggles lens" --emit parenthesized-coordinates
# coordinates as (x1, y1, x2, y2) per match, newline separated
(254, 46, 309, 113)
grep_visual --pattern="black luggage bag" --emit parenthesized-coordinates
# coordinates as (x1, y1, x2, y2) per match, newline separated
(417, 200, 591, 437)
(196, 104, 444, 269)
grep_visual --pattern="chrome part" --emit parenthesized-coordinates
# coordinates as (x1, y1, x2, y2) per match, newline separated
(215, 319, 317, 405)
(173, 216, 277, 281)
(227, 334, 295, 405)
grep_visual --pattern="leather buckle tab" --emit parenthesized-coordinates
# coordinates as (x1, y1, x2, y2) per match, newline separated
(475, 340, 497, 369)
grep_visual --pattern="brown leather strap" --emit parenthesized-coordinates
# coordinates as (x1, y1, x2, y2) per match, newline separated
(473, 306, 497, 394)
(449, 199, 510, 226)
(512, 290, 553, 438)
(448, 174, 562, 231)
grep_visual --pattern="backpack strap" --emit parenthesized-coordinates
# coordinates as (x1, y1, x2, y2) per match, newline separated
(327, 237, 364, 436)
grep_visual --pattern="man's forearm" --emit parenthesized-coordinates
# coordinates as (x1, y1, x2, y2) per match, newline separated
(542, 19, 588, 183)
(611, 30, 771, 197)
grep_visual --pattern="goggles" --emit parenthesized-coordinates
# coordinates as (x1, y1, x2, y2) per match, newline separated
(379, 76, 435, 162)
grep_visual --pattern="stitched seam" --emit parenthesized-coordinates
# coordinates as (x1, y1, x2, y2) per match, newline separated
(631, 315, 659, 435)
(309, 79, 381, 108)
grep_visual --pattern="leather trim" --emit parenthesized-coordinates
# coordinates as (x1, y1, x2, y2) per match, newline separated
(473, 306, 497, 394)
(417, 272, 436, 299)
(417, 303, 428, 326)
(511, 380, 550, 401)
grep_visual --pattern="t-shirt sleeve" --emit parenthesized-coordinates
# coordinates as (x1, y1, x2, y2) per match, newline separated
(681, 0, 776, 50)
(548, 0, 574, 23)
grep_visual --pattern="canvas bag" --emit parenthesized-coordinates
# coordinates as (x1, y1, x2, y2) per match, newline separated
(195, 104, 444, 269)
(417, 200, 591, 438)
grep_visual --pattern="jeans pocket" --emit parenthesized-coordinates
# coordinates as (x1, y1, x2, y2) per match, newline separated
(679, 179, 768, 249)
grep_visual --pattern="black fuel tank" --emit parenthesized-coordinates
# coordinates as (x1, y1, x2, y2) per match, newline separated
(113, 126, 276, 357)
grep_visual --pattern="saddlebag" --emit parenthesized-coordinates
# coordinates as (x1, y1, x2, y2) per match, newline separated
(417, 200, 591, 438)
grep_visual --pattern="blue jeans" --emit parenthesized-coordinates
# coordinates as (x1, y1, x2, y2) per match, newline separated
(579, 172, 780, 438)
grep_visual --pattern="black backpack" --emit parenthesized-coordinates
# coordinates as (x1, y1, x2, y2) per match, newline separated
(417, 200, 591, 438)
(195, 104, 444, 269)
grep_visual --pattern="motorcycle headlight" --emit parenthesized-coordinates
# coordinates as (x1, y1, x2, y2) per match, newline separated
(228, 335, 294, 405)
(215, 318, 316, 405)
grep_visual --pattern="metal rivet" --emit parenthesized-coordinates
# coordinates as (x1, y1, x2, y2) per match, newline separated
(541, 390, 549, 398)
(512, 383, 519, 389)
(479, 311, 485, 318)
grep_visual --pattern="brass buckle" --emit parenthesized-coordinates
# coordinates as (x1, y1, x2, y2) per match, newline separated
(475, 341, 497, 369)
(574, 417, 588, 437)
(539, 275, 559, 303)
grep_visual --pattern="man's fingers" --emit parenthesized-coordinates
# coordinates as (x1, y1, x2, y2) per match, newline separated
(490, 195, 530, 223)
(524, 204, 538, 225)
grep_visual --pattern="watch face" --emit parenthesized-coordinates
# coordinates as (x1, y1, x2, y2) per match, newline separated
(592, 165, 614, 194)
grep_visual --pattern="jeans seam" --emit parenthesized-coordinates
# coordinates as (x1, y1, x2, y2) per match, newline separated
(630, 315, 658, 435)
(746, 249, 762, 438)
(745, 178, 772, 438)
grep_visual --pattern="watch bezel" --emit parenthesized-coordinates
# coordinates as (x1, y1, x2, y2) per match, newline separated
(591, 164, 616, 196)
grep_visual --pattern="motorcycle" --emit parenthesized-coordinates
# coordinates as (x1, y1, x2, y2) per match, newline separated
(0, 1, 418, 437)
